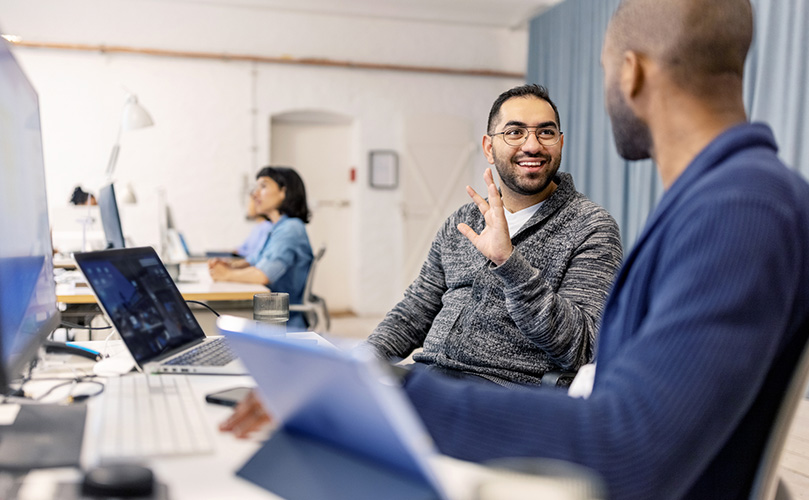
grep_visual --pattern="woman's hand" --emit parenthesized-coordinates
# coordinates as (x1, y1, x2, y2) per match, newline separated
(208, 257, 232, 269)
(208, 261, 232, 281)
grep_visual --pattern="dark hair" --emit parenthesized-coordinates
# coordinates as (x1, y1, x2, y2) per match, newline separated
(70, 186, 94, 205)
(487, 84, 561, 134)
(609, 0, 752, 97)
(256, 166, 311, 223)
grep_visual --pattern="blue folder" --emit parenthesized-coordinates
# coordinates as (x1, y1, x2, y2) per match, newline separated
(217, 316, 445, 500)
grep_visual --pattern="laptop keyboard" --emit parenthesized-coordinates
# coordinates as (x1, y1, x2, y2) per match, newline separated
(94, 374, 214, 460)
(164, 337, 237, 367)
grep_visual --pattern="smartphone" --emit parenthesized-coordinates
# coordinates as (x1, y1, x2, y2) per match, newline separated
(205, 386, 252, 407)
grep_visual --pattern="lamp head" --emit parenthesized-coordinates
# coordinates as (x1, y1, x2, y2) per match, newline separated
(121, 94, 154, 132)
(105, 93, 154, 181)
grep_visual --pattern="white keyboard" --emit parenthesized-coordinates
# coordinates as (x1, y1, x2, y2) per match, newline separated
(93, 374, 215, 461)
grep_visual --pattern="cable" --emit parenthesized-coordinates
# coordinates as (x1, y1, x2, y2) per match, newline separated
(34, 380, 75, 401)
(100, 330, 118, 359)
(30, 376, 105, 403)
(60, 320, 112, 331)
(185, 300, 221, 317)
(1, 374, 105, 405)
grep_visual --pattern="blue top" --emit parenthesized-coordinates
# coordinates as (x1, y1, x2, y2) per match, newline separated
(247, 215, 313, 329)
(403, 123, 809, 499)
(237, 220, 273, 257)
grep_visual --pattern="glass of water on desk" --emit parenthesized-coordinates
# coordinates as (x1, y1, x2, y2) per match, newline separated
(253, 292, 289, 332)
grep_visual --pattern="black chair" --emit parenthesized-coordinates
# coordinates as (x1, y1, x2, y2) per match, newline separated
(540, 370, 578, 388)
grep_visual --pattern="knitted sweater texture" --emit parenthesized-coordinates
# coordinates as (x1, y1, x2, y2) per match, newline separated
(366, 172, 622, 385)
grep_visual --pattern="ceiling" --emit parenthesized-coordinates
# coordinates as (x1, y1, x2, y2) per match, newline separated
(170, 0, 566, 29)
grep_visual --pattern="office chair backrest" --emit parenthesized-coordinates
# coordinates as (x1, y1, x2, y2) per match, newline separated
(749, 330, 809, 500)
(304, 246, 326, 301)
(289, 245, 330, 331)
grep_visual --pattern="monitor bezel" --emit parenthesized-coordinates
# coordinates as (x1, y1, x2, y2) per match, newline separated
(0, 38, 62, 394)
(98, 183, 126, 250)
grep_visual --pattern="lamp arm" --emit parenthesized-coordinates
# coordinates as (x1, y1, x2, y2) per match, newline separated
(105, 143, 121, 181)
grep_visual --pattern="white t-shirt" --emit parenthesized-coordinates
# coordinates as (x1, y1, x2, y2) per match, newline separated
(504, 201, 544, 239)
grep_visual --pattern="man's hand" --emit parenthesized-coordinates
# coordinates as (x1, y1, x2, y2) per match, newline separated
(219, 389, 272, 438)
(457, 168, 513, 266)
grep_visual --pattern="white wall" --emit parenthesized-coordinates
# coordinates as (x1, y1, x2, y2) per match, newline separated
(0, 0, 524, 316)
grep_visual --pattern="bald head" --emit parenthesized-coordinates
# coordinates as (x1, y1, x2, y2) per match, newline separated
(607, 0, 753, 96)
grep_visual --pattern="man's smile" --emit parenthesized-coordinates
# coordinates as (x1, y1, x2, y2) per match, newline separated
(515, 156, 549, 171)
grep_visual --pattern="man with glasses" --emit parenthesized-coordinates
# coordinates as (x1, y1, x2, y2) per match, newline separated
(364, 84, 623, 386)
(398, 0, 809, 498)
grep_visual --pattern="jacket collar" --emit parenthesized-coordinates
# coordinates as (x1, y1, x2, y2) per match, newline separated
(616, 122, 777, 282)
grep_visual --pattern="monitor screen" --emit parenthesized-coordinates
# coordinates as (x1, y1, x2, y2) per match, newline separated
(98, 183, 126, 249)
(0, 36, 61, 392)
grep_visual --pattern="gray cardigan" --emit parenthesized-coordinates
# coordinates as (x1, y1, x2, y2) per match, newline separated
(366, 172, 623, 385)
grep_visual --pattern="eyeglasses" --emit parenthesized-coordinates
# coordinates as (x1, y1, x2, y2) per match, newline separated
(489, 126, 562, 147)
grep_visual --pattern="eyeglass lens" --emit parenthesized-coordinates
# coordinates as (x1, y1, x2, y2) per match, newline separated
(502, 127, 560, 146)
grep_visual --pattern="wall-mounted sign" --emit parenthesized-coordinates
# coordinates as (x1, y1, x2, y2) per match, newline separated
(369, 150, 398, 189)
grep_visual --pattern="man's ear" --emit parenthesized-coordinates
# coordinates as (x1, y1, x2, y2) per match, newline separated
(620, 50, 645, 100)
(482, 135, 495, 164)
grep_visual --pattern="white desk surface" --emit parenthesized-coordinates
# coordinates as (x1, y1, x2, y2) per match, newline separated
(55, 262, 268, 305)
(16, 339, 581, 500)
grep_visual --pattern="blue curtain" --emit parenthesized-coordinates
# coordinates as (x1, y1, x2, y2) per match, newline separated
(527, 0, 809, 248)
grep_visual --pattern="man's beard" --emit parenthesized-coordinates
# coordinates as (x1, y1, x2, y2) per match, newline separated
(492, 148, 561, 197)
(606, 82, 653, 161)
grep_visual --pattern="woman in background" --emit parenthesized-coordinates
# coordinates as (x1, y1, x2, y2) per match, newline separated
(209, 166, 313, 329)
(235, 197, 273, 258)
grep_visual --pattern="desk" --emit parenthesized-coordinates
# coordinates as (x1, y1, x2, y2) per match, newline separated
(56, 261, 268, 305)
(52, 255, 78, 270)
(55, 262, 268, 336)
(12, 340, 591, 500)
(16, 341, 275, 499)
(55, 280, 269, 305)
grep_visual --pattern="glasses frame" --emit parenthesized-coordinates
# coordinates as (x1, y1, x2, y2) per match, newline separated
(489, 125, 563, 147)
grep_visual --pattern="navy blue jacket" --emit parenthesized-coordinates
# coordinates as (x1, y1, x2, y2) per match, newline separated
(404, 122, 809, 499)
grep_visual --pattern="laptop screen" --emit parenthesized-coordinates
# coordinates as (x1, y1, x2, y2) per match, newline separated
(75, 247, 205, 364)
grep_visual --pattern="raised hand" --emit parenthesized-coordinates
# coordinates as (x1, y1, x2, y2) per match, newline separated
(456, 168, 513, 266)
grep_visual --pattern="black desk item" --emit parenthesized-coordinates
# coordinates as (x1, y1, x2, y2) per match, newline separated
(82, 463, 154, 497)
(44, 340, 102, 361)
(54, 464, 169, 500)
(0, 403, 86, 471)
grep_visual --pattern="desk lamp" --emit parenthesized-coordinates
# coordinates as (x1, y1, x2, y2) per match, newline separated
(78, 93, 152, 251)
(104, 93, 154, 181)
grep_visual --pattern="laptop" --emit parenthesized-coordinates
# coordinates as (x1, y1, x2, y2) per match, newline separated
(176, 231, 237, 260)
(73, 246, 246, 375)
(217, 315, 446, 500)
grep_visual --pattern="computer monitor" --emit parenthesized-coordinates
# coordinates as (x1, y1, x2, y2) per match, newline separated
(0, 34, 61, 394)
(98, 183, 126, 249)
